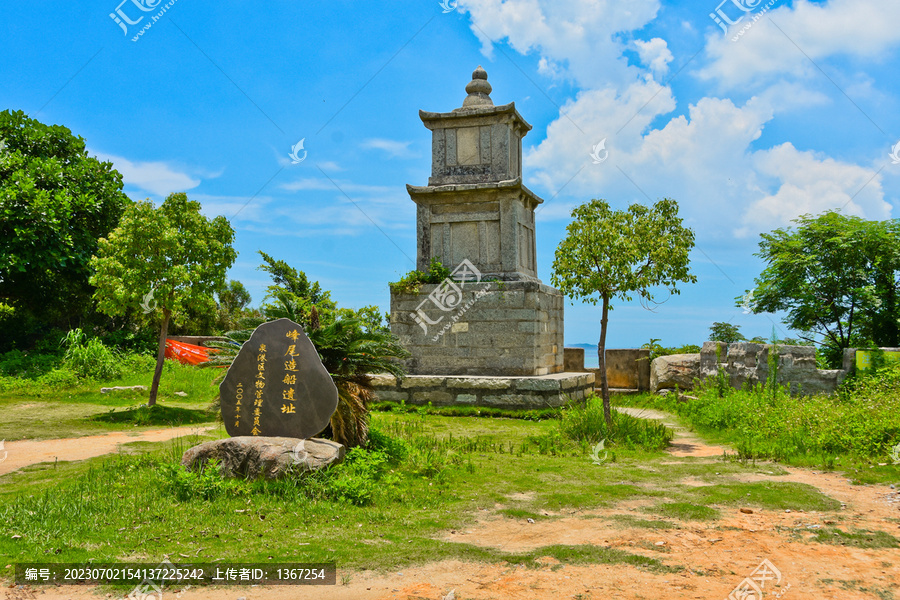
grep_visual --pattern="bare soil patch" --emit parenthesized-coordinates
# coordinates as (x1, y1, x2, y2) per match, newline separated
(5, 412, 898, 600)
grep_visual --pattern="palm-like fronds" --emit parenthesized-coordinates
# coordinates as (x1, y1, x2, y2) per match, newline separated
(309, 317, 409, 448)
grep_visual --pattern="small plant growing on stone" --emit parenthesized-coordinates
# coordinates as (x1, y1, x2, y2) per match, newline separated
(388, 257, 451, 294)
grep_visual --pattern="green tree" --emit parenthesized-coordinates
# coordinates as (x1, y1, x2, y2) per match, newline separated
(552, 198, 696, 425)
(258, 251, 337, 326)
(743, 211, 900, 367)
(0, 110, 129, 347)
(212, 280, 253, 333)
(219, 280, 252, 315)
(90, 193, 236, 405)
(709, 322, 745, 343)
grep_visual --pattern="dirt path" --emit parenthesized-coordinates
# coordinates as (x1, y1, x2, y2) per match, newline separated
(6, 411, 899, 600)
(0, 425, 215, 477)
(614, 406, 730, 458)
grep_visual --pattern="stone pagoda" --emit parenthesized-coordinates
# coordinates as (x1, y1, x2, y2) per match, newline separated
(375, 67, 594, 408)
(407, 65, 541, 282)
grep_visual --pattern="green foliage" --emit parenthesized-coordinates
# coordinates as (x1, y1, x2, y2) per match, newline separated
(552, 198, 696, 425)
(630, 364, 900, 463)
(308, 317, 409, 381)
(709, 322, 745, 343)
(90, 193, 236, 405)
(388, 257, 452, 294)
(162, 459, 246, 501)
(558, 396, 673, 451)
(208, 279, 254, 334)
(640, 338, 702, 361)
(258, 251, 336, 327)
(744, 211, 900, 367)
(0, 110, 130, 350)
(90, 193, 236, 326)
(61, 328, 122, 380)
(0, 349, 59, 378)
(101, 328, 158, 355)
(551, 199, 696, 308)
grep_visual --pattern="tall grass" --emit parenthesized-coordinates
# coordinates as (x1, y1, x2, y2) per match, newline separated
(559, 395, 673, 451)
(62, 329, 123, 380)
(632, 366, 900, 463)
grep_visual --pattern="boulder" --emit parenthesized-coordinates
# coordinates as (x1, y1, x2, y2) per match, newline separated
(181, 436, 344, 480)
(650, 354, 700, 392)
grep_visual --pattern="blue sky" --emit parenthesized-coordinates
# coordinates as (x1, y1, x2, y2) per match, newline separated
(4, 0, 899, 349)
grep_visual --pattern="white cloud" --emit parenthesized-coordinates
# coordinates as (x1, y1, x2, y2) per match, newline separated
(92, 151, 201, 197)
(736, 142, 890, 235)
(462, 0, 661, 87)
(360, 138, 415, 158)
(190, 194, 272, 223)
(527, 87, 888, 237)
(316, 161, 343, 171)
(634, 38, 673, 79)
(274, 177, 413, 236)
(456, 0, 892, 246)
(700, 0, 900, 89)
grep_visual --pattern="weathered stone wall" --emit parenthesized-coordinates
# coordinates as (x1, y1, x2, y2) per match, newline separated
(606, 349, 651, 390)
(371, 373, 595, 409)
(650, 341, 848, 395)
(390, 280, 564, 376)
(564, 347, 585, 372)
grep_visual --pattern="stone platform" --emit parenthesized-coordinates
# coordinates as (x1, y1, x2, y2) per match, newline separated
(371, 372, 595, 409)
(391, 280, 564, 376)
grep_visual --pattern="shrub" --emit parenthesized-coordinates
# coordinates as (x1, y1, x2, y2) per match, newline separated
(388, 257, 452, 294)
(560, 396, 673, 451)
(161, 459, 245, 501)
(657, 365, 900, 462)
(0, 349, 60, 378)
(37, 368, 80, 388)
(62, 329, 122, 380)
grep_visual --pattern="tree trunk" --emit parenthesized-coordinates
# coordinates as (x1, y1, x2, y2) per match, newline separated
(148, 309, 171, 407)
(598, 294, 612, 427)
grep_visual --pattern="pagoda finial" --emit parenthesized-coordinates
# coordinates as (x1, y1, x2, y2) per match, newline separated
(461, 65, 493, 108)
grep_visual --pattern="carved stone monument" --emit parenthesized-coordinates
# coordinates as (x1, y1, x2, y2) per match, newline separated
(390, 66, 566, 378)
(219, 318, 338, 438)
(183, 318, 343, 480)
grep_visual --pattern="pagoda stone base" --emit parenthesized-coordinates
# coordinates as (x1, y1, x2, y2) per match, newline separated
(390, 280, 564, 376)
(371, 373, 595, 409)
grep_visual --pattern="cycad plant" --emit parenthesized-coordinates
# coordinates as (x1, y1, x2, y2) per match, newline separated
(206, 309, 408, 448)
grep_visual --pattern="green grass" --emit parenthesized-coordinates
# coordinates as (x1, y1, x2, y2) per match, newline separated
(606, 515, 679, 530)
(0, 385, 861, 584)
(0, 361, 220, 440)
(615, 364, 900, 476)
(687, 481, 842, 512)
(648, 502, 719, 521)
(809, 527, 900, 549)
(372, 401, 560, 421)
(0, 412, 687, 580)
